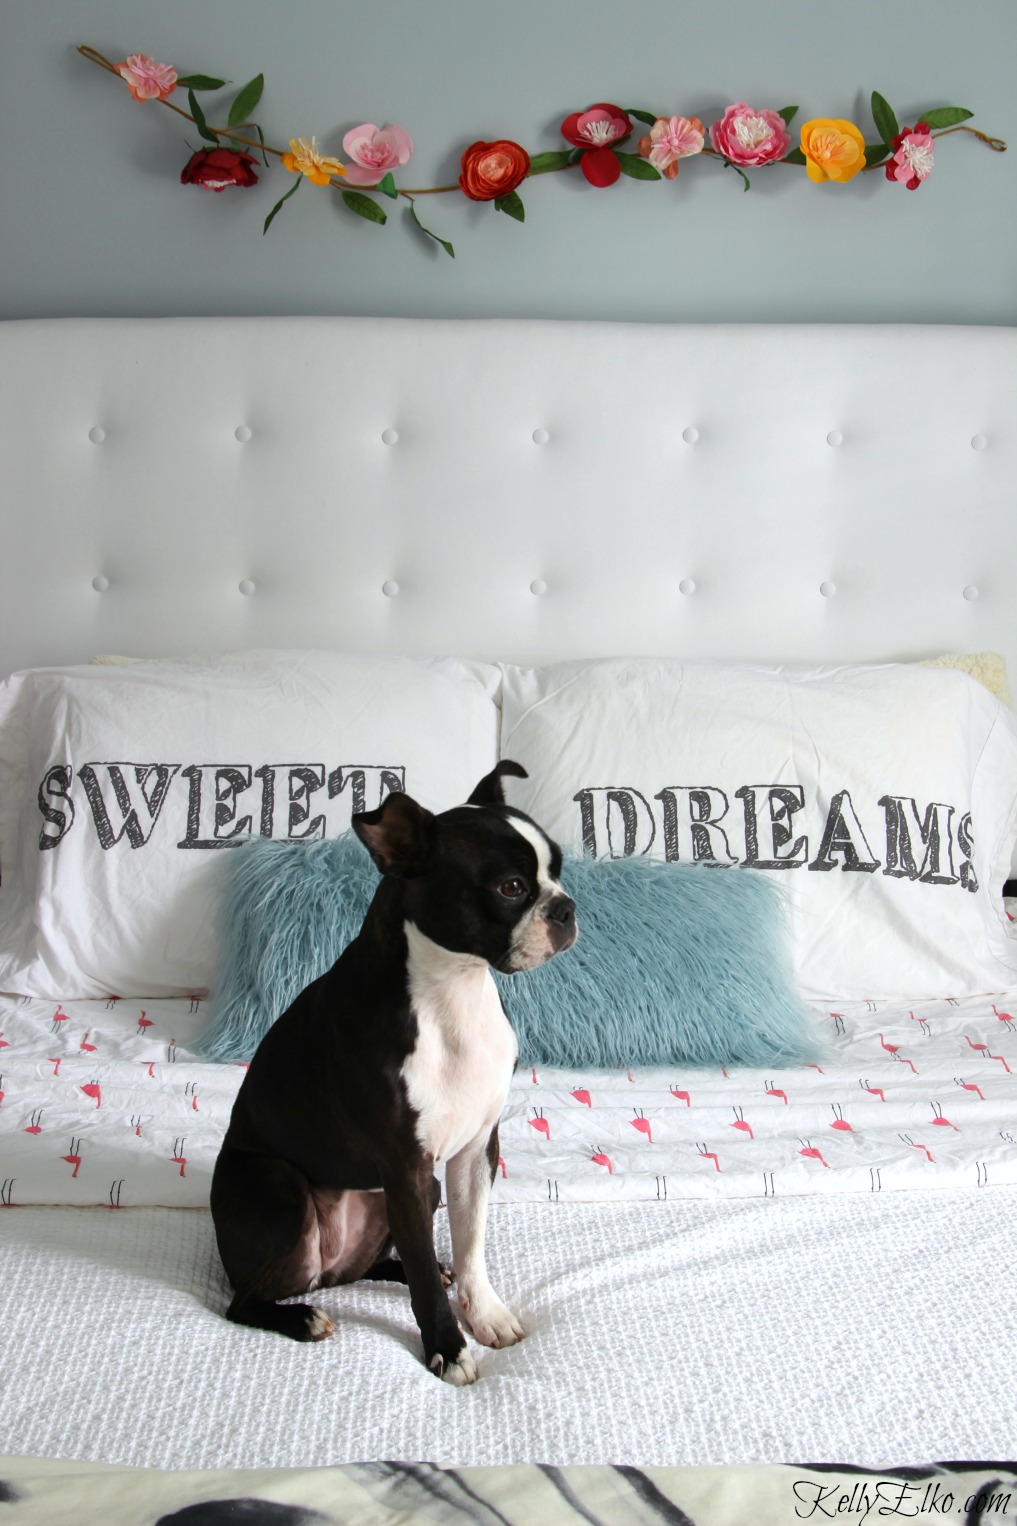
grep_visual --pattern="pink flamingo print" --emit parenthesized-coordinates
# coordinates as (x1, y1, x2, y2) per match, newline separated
(830, 1105, 853, 1132)
(730, 1107, 754, 1139)
(78, 1031, 97, 1053)
(879, 1034, 918, 1074)
(48, 1057, 62, 1076)
(62, 1138, 83, 1177)
(51, 1006, 69, 1034)
(630, 1111, 653, 1143)
(670, 1087, 691, 1106)
(496, 1156, 507, 1179)
(0, 1033, 9, 1049)
(529, 1109, 550, 1140)
(764, 1082, 789, 1105)
(184, 1081, 199, 1112)
(799, 1139, 830, 1168)
(930, 1102, 958, 1131)
(964, 1034, 1012, 1073)
(992, 1004, 1015, 1032)
(139, 1060, 156, 1078)
(530, 1067, 539, 1086)
(859, 1078, 886, 1101)
(80, 1081, 102, 1108)
(0, 1076, 4, 1108)
(696, 1143, 722, 1172)
(900, 1132, 934, 1164)
(136, 1011, 154, 1034)
(24, 1109, 43, 1135)
(170, 1138, 187, 1177)
(571, 1088, 592, 1108)
(954, 1076, 984, 1100)
(591, 1148, 613, 1174)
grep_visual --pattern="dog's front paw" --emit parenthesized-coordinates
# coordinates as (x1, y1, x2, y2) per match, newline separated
(427, 1339, 478, 1387)
(458, 1288, 524, 1349)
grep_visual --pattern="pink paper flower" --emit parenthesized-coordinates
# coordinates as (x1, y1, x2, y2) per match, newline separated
(116, 54, 178, 103)
(341, 122, 414, 185)
(885, 123, 935, 189)
(710, 103, 790, 167)
(636, 115, 705, 178)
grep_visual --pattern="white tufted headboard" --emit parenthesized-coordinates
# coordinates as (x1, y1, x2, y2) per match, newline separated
(2, 317, 1015, 679)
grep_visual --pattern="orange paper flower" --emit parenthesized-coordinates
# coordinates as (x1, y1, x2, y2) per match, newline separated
(799, 118, 866, 183)
(281, 136, 346, 186)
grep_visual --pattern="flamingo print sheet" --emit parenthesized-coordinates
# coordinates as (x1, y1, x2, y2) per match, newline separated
(2, 985, 1016, 1209)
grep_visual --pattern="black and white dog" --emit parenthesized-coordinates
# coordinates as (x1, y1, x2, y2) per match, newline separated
(210, 761, 577, 1386)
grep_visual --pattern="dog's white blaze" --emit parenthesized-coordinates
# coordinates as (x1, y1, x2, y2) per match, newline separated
(402, 921, 517, 1165)
(503, 815, 570, 971)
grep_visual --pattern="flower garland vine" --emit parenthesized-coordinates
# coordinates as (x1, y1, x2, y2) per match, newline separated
(80, 47, 1007, 260)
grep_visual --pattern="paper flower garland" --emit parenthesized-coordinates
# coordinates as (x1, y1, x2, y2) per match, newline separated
(78, 46, 1007, 260)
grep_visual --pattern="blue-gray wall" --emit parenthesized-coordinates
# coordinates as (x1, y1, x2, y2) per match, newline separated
(2, 0, 1014, 322)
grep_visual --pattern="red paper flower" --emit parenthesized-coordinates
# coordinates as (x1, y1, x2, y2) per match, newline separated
(560, 102, 632, 187)
(459, 139, 530, 201)
(180, 147, 260, 191)
(885, 123, 935, 189)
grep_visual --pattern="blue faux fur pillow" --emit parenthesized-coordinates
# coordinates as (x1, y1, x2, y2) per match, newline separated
(195, 834, 820, 1068)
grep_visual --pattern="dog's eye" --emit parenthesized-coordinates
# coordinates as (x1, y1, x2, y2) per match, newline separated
(498, 878, 527, 899)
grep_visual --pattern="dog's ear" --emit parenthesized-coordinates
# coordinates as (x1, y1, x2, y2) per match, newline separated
(467, 760, 528, 807)
(352, 791, 435, 877)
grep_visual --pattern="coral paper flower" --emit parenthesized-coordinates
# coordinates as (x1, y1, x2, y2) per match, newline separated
(710, 103, 790, 167)
(800, 118, 867, 183)
(281, 136, 346, 186)
(116, 54, 177, 102)
(180, 148, 259, 191)
(560, 102, 632, 187)
(342, 123, 414, 185)
(636, 115, 705, 178)
(459, 140, 531, 201)
(885, 124, 935, 189)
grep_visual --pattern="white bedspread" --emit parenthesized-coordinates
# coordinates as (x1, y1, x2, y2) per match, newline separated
(1, 989, 1016, 1206)
(2, 1192, 1015, 1471)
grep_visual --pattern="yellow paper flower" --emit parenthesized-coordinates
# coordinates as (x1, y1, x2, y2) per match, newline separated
(799, 118, 866, 183)
(281, 136, 346, 186)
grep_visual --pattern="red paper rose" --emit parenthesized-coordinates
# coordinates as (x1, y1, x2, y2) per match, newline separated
(180, 148, 259, 191)
(560, 102, 632, 186)
(459, 139, 530, 201)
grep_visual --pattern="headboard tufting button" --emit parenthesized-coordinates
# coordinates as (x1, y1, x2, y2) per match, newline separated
(820, 580, 837, 597)
(235, 425, 252, 443)
(970, 434, 988, 451)
(382, 580, 400, 597)
(381, 428, 399, 446)
(963, 585, 980, 601)
(91, 575, 109, 593)
(530, 579, 547, 596)
(682, 427, 699, 445)
(679, 578, 696, 595)
(826, 430, 843, 447)
(88, 426, 106, 444)
(532, 428, 549, 445)
(238, 579, 256, 596)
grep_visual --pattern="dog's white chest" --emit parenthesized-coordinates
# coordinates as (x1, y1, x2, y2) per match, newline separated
(401, 923, 517, 1165)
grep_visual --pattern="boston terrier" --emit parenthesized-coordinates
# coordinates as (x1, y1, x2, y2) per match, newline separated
(210, 760, 577, 1386)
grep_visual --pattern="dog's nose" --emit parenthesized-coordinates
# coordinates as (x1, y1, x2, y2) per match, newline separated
(548, 894, 576, 927)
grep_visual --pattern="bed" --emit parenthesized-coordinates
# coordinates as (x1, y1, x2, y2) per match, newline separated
(1, 317, 1016, 1524)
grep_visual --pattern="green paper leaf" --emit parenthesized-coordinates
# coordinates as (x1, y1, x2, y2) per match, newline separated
(263, 177, 300, 235)
(864, 142, 890, 165)
(528, 150, 574, 173)
(725, 161, 751, 191)
(778, 105, 799, 126)
(624, 107, 659, 126)
(254, 124, 269, 168)
(176, 74, 227, 91)
(918, 106, 974, 129)
(408, 202, 454, 258)
(616, 152, 660, 180)
(188, 88, 218, 145)
(783, 147, 807, 165)
(227, 73, 264, 128)
(871, 91, 900, 146)
(341, 189, 387, 225)
(377, 172, 398, 198)
(494, 190, 525, 221)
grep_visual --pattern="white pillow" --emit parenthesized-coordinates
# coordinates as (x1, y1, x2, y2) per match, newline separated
(0, 651, 501, 999)
(498, 659, 1017, 1001)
